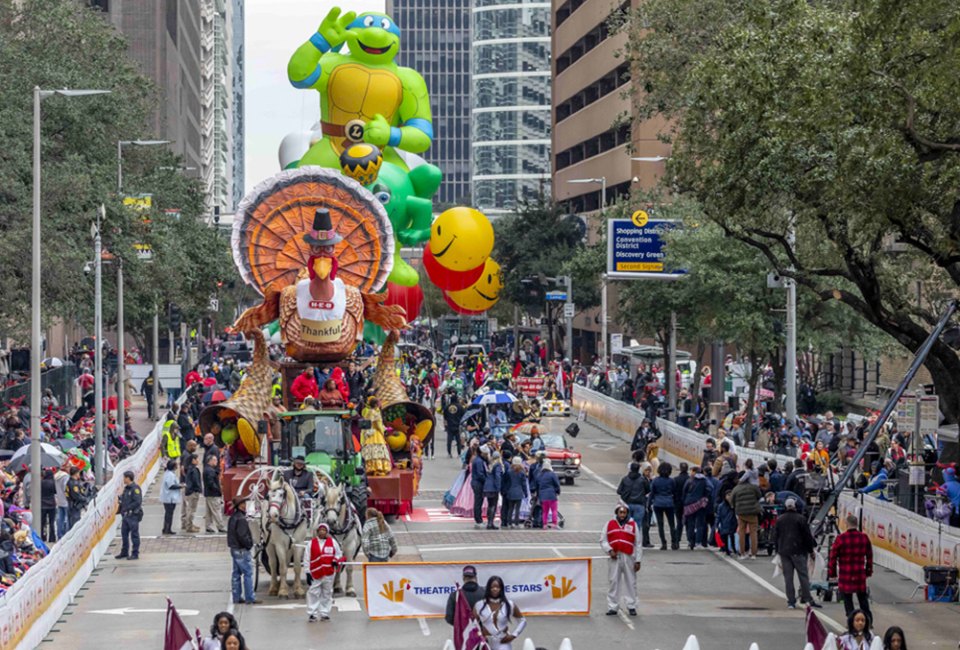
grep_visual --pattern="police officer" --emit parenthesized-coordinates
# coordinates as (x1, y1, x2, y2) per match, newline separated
(284, 456, 316, 495)
(116, 470, 143, 560)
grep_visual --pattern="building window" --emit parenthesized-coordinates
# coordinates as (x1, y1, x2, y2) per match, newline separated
(555, 62, 629, 123)
(555, 1, 628, 75)
(554, 122, 631, 171)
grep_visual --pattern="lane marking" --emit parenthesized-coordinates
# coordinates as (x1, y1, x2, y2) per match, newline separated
(711, 550, 844, 633)
(551, 547, 565, 557)
(418, 617, 431, 636)
(580, 463, 618, 491)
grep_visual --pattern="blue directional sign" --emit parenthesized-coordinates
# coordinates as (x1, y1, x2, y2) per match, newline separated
(606, 212, 685, 280)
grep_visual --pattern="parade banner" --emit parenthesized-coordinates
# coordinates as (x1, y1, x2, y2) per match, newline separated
(572, 384, 960, 580)
(515, 376, 546, 398)
(363, 558, 591, 619)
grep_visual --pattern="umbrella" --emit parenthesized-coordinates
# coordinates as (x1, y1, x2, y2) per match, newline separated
(202, 389, 232, 404)
(460, 405, 484, 428)
(102, 395, 132, 411)
(510, 422, 543, 435)
(202, 376, 218, 387)
(8, 443, 66, 472)
(54, 438, 80, 452)
(471, 390, 518, 406)
(42, 357, 64, 368)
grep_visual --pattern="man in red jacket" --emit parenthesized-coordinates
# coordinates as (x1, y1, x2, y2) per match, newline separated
(304, 522, 344, 622)
(290, 368, 319, 406)
(601, 504, 643, 617)
(828, 514, 873, 623)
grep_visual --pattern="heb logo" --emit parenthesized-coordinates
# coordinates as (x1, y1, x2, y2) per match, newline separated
(379, 579, 411, 603)
(544, 575, 577, 599)
(309, 300, 334, 310)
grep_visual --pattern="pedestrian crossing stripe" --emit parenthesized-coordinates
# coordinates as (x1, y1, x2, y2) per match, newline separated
(403, 508, 472, 523)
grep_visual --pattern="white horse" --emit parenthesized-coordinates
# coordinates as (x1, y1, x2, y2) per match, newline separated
(262, 470, 309, 598)
(321, 482, 362, 597)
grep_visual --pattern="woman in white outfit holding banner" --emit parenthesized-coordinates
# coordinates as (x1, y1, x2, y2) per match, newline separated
(601, 504, 643, 616)
(474, 576, 527, 649)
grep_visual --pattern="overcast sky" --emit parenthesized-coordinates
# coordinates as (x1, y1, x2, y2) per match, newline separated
(244, 0, 386, 194)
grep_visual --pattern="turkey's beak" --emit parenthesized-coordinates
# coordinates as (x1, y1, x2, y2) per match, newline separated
(314, 256, 332, 280)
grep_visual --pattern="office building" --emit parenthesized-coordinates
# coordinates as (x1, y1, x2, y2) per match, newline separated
(551, 0, 669, 213)
(471, 0, 553, 217)
(393, 0, 472, 207)
(231, 0, 245, 210)
(96, 0, 242, 212)
(551, 0, 669, 359)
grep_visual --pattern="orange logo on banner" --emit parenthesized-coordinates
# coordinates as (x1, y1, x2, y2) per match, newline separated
(544, 575, 577, 599)
(379, 579, 411, 602)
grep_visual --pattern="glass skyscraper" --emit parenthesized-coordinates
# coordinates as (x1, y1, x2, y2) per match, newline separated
(393, 0, 472, 207)
(471, 0, 552, 216)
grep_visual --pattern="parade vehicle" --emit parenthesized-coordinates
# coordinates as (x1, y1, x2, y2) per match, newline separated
(540, 397, 571, 418)
(515, 432, 581, 484)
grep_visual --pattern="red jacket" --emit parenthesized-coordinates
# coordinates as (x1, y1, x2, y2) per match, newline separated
(828, 529, 873, 593)
(329, 366, 349, 401)
(291, 373, 319, 403)
(185, 370, 202, 387)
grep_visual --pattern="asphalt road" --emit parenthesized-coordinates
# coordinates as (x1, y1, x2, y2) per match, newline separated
(41, 409, 958, 649)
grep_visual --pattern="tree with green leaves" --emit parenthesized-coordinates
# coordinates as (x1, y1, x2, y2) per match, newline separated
(618, 0, 960, 421)
(0, 0, 238, 358)
(494, 194, 595, 358)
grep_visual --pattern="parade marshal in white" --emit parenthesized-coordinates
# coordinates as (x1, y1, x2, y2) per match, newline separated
(601, 503, 643, 616)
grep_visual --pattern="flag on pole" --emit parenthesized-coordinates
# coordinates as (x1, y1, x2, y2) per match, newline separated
(512, 358, 522, 379)
(474, 358, 486, 388)
(805, 605, 828, 650)
(453, 589, 485, 650)
(164, 598, 196, 650)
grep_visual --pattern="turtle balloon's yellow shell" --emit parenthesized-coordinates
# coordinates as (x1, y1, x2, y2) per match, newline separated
(340, 143, 384, 186)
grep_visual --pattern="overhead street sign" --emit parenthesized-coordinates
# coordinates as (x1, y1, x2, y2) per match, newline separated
(545, 290, 567, 301)
(607, 217, 685, 280)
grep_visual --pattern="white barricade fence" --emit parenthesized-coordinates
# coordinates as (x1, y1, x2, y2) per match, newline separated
(0, 408, 169, 649)
(364, 558, 591, 619)
(572, 384, 960, 581)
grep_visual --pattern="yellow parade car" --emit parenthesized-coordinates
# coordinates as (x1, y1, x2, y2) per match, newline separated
(540, 396, 571, 417)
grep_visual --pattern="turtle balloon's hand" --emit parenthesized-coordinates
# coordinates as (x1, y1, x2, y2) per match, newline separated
(318, 7, 355, 48)
(364, 114, 393, 147)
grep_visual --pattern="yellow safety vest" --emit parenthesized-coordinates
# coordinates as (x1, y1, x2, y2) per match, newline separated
(162, 420, 181, 458)
(271, 382, 282, 399)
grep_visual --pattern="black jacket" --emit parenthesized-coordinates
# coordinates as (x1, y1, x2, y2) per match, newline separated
(227, 510, 253, 550)
(184, 465, 203, 496)
(203, 464, 222, 497)
(118, 482, 143, 517)
(444, 581, 485, 625)
(617, 471, 648, 505)
(774, 510, 816, 556)
(40, 477, 57, 509)
(67, 477, 89, 509)
(672, 471, 689, 508)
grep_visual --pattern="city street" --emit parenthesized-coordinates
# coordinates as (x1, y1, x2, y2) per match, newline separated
(42, 410, 959, 649)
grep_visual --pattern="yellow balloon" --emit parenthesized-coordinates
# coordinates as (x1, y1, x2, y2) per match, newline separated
(429, 207, 494, 271)
(446, 258, 503, 312)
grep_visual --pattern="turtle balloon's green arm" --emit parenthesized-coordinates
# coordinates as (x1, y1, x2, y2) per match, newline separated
(397, 196, 434, 246)
(288, 32, 339, 90)
(390, 68, 434, 154)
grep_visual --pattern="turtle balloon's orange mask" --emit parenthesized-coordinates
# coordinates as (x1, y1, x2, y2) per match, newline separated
(308, 254, 339, 281)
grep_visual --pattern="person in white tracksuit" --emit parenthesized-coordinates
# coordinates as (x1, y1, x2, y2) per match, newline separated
(303, 522, 343, 622)
(600, 504, 643, 616)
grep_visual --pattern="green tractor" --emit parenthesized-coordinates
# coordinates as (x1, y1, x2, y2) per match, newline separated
(275, 408, 368, 507)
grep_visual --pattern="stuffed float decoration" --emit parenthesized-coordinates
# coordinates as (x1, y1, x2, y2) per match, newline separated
(199, 330, 275, 457)
(369, 330, 434, 484)
(288, 7, 433, 171)
(231, 165, 406, 362)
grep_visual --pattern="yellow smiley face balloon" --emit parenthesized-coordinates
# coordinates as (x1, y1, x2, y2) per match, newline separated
(430, 207, 494, 271)
(446, 258, 503, 312)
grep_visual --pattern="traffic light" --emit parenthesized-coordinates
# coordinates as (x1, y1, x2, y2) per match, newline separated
(168, 303, 182, 332)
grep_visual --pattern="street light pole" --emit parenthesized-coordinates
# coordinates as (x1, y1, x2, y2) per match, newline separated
(785, 216, 798, 423)
(31, 87, 110, 534)
(93, 206, 105, 485)
(564, 275, 573, 362)
(566, 177, 608, 366)
(152, 305, 160, 420)
(668, 310, 677, 421)
(601, 273, 608, 365)
(116, 258, 125, 449)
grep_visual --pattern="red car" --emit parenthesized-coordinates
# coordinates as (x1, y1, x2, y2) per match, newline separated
(517, 432, 581, 485)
